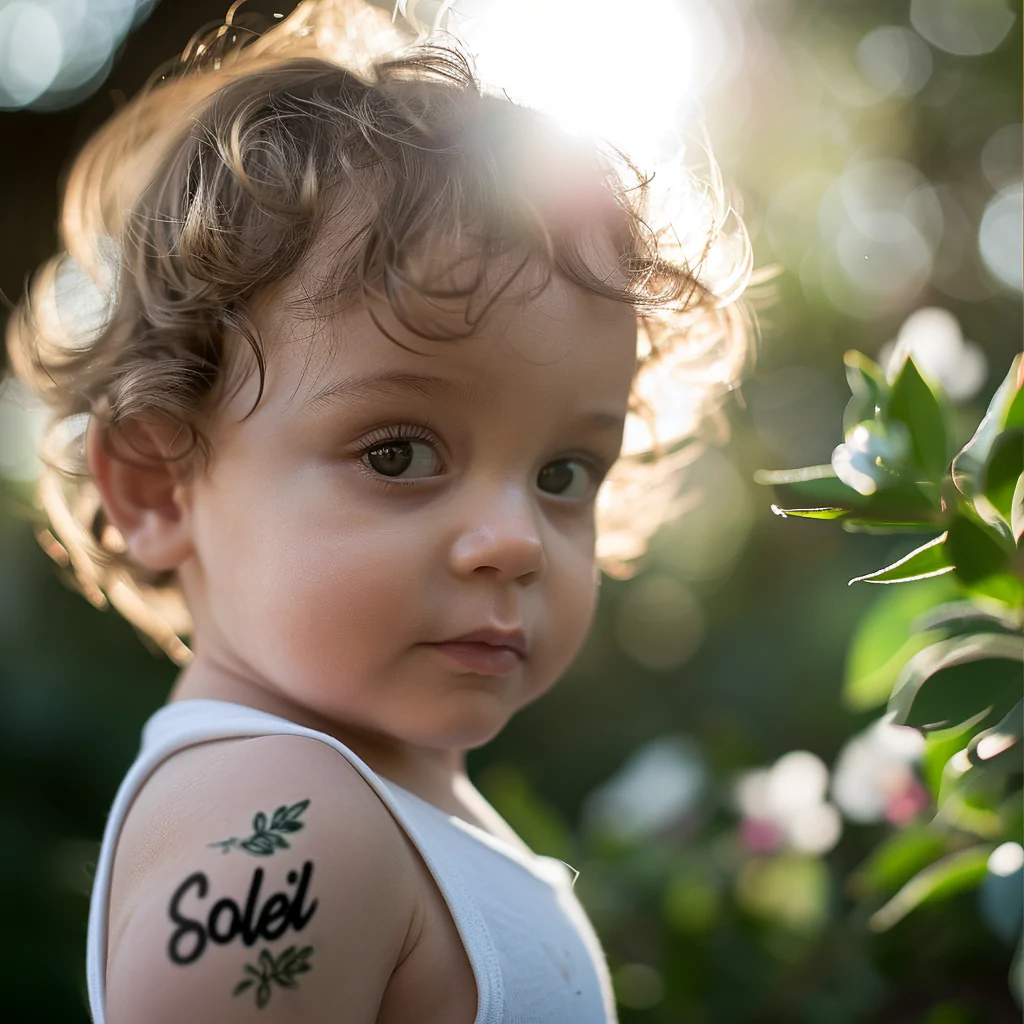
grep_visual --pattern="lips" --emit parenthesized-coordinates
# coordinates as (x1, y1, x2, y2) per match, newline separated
(439, 628, 528, 659)
(424, 627, 528, 676)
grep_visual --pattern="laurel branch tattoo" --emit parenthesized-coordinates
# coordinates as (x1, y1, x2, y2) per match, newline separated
(233, 946, 314, 1008)
(207, 800, 311, 856)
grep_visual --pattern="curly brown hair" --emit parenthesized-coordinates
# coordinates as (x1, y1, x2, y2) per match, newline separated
(5, 0, 770, 665)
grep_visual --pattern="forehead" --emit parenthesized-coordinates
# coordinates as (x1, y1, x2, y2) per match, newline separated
(237, 267, 638, 419)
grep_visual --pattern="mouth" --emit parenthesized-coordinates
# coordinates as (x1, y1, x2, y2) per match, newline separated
(424, 625, 528, 675)
(424, 641, 524, 676)
(438, 628, 528, 659)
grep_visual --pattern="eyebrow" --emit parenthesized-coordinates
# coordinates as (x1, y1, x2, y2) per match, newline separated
(302, 370, 482, 410)
(301, 370, 625, 433)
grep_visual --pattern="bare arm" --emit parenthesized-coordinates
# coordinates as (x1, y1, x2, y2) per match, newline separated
(105, 737, 416, 1023)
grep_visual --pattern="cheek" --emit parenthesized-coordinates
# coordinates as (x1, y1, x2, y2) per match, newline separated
(191, 467, 414, 670)
(246, 513, 425, 675)
(538, 545, 600, 684)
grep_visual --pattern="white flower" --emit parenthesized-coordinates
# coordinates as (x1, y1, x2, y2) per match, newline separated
(733, 750, 843, 855)
(830, 713, 926, 824)
(831, 420, 911, 495)
(879, 306, 987, 402)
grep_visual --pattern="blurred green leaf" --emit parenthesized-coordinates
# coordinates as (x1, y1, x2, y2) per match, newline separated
(770, 505, 849, 520)
(971, 493, 1016, 543)
(967, 572, 1024, 608)
(756, 463, 941, 524)
(844, 576, 961, 711)
(754, 465, 859, 507)
(984, 432, 1023, 524)
(911, 599, 1024, 637)
(754, 465, 838, 486)
(842, 350, 887, 435)
(849, 824, 948, 898)
(937, 738, 1024, 813)
(845, 484, 943, 521)
(888, 356, 949, 482)
(1012, 472, 1024, 545)
(848, 532, 953, 585)
(1005, 371, 1024, 430)
(966, 699, 1022, 770)
(842, 520, 945, 534)
(923, 714, 993, 800)
(889, 633, 1024, 731)
(997, 784, 1024, 842)
(867, 845, 994, 932)
(952, 354, 1023, 501)
(947, 515, 1012, 583)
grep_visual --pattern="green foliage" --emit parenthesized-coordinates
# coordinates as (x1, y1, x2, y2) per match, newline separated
(759, 350, 1024, 1005)
(887, 355, 950, 483)
(847, 532, 954, 585)
(888, 634, 1022, 731)
(842, 576, 961, 710)
(866, 846, 995, 933)
(848, 824, 949, 898)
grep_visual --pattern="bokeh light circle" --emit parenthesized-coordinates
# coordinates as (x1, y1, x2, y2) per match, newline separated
(981, 122, 1023, 192)
(909, 0, 1016, 56)
(817, 157, 939, 316)
(856, 25, 932, 99)
(978, 185, 1023, 291)
(0, 0, 156, 110)
(0, 2, 64, 107)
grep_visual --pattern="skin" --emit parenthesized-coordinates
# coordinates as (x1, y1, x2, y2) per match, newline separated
(87, 255, 638, 806)
(162, 797, 318, 1007)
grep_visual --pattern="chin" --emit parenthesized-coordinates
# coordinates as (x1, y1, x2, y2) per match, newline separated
(403, 707, 513, 751)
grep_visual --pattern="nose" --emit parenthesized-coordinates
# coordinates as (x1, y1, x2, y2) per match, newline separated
(449, 480, 546, 583)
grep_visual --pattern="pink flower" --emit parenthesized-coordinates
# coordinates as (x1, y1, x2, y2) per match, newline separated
(884, 776, 931, 825)
(739, 817, 784, 853)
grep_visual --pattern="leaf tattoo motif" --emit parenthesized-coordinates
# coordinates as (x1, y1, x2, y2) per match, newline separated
(233, 945, 314, 1008)
(207, 800, 310, 856)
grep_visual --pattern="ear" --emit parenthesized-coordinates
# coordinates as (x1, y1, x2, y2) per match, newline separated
(85, 414, 195, 572)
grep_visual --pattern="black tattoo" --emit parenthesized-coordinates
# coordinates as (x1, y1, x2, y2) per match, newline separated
(233, 946, 315, 1009)
(168, 860, 318, 965)
(207, 800, 311, 856)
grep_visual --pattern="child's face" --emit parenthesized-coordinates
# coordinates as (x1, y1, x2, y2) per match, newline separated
(177, 265, 637, 767)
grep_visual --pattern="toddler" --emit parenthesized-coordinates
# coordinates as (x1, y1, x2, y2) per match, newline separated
(7, 1, 760, 1020)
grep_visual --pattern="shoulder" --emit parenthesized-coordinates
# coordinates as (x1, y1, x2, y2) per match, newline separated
(105, 733, 418, 1023)
(110, 733, 412, 928)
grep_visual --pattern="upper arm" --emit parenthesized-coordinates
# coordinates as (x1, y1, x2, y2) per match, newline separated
(105, 735, 416, 1023)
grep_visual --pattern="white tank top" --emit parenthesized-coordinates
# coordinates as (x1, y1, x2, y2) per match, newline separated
(85, 699, 618, 1023)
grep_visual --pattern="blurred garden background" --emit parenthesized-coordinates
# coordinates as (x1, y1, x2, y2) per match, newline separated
(0, 0, 1021, 1021)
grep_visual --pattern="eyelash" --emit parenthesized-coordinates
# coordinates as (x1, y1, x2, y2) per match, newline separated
(353, 423, 607, 498)
(354, 423, 441, 491)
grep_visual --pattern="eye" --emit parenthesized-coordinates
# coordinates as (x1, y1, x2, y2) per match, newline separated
(357, 425, 442, 483)
(537, 459, 599, 499)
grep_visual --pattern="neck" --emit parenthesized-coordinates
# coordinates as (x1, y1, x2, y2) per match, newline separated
(166, 657, 470, 799)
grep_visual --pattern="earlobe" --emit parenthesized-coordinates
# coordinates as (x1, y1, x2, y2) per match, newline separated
(85, 415, 195, 572)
